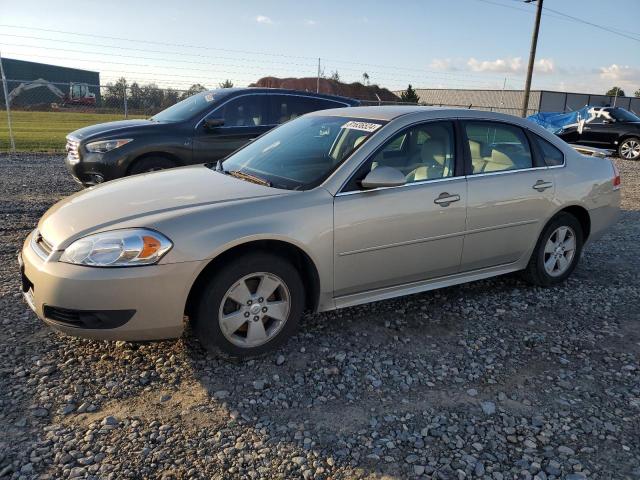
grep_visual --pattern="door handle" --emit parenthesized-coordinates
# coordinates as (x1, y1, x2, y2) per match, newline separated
(532, 180, 553, 192)
(434, 192, 460, 207)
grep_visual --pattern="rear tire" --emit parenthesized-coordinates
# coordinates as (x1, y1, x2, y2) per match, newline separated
(128, 156, 177, 175)
(194, 253, 304, 357)
(618, 137, 640, 160)
(522, 212, 583, 287)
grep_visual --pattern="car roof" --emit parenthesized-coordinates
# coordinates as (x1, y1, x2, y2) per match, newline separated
(307, 105, 527, 122)
(204, 87, 359, 105)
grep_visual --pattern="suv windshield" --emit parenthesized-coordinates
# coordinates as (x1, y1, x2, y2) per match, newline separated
(610, 108, 640, 123)
(150, 91, 221, 122)
(219, 116, 386, 190)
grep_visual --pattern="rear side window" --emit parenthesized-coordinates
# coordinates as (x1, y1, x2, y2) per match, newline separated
(532, 134, 564, 166)
(464, 121, 533, 174)
(270, 95, 345, 124)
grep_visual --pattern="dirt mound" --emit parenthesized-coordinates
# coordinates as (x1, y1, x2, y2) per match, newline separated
(250, 76, 401, 103)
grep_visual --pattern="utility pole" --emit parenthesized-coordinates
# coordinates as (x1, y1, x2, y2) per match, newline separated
(316, 58, 321, 93)
(521, 0, 544, 117)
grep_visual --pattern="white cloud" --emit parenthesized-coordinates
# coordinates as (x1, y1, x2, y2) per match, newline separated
(429, 58, 458, 71)
(304, 19, 317, 26)
(255, 15, 273, 24)
(467, 57, 555, 74)
(600, 64, 639, 82)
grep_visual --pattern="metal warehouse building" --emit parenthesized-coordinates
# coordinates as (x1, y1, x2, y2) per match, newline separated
(0, 57, 100, 106)
(401, 88, 640, 116)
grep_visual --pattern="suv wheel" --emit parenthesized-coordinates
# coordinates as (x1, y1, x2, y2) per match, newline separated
(129, 156, 177, 175)
(195, 253, 304, 357)
(522, 213, 584, 287)
(618, 137, 640, 160)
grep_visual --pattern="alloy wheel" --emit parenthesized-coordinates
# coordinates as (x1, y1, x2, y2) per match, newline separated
(543, 226, 576, 277)
(218, 272, 291, 348)
(620, 139, 640, 160)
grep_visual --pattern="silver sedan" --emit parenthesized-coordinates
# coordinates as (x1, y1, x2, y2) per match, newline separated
(20, 106, 621, 356)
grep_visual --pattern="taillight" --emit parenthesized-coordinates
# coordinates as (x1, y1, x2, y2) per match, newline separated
(612, 161, 621, 190)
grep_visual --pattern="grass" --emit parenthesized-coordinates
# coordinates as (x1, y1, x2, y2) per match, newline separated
(0, 110, 145, 152)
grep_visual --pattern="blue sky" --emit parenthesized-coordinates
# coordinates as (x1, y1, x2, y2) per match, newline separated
(1, 0, 639, 94)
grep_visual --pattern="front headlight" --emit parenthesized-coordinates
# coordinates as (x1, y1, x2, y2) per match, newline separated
(59, 229, 172, 267)
(85, 139, 133, 153)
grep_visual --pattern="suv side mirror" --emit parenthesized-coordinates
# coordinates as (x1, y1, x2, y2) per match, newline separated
(360, 166, 406, 189)
(204, 118, 225, 130)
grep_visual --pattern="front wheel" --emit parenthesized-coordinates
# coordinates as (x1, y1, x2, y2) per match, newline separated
(522, 213, 584, 287)
(618, 137, 640, 160)
(128, 156, 177, 175)
(194, 253, 304, 357)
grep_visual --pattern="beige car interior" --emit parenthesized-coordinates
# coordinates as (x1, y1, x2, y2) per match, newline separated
(466, 125, 533, 174)
(369, 124, 454, 183)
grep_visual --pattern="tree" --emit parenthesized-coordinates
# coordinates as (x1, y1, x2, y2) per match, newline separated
(180, 83, 207, 100)
(330, 70, 340, 82)
(103, 77, 128, 109)
(400, 84, 420, 104)
(218, 79, 234, 88)
(635, 88, 640, 98)
(362, 72, 370, 86)
(606, 86, 625, 97)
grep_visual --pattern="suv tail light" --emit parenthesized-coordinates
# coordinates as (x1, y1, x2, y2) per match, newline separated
(612, 161, 621, 190)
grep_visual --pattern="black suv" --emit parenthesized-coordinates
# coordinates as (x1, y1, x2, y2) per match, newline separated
(65, 88, 360, 186)
(557, 107, 640, 160)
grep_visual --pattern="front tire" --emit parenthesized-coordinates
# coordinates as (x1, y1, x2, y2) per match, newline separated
(522, 213, 584, 287)
(128, 156, 177, 175)
(194, 253, 304, 357)
(618, 137, 640, 160)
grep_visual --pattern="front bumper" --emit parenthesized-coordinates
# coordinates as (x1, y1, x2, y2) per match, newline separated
(20, 231, 201, 341)
(65, 147, 131, 186)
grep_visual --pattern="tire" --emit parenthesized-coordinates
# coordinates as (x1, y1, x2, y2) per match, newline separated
(194, 253, 304, 357)
(128, 156, 177, 175)
(618, 137, 640, 161)
(522, 212, 584, 287)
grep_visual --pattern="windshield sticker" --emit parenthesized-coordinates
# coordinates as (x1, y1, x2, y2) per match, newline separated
(341, 121, 382, 133)
(204, 93, 214, 102)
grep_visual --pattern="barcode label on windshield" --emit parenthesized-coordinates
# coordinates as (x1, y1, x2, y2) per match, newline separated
(341, 121, 382, 132)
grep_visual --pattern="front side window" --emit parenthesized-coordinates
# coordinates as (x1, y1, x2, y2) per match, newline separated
(610, 108, 640, 123)
(271, 95, 344, 124)
(465, 121, 533, 174)
(219, 116, 385, 190)
(343, 121, 455, 191)
(217, 96, 268, 127)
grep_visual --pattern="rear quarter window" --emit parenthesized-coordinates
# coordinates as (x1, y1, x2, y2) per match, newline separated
(532, 134, 564, 166)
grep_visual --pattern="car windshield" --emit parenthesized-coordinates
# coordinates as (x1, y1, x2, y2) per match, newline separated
(218, 115, 386, 190)
(610, 108, 640, 123)
(150, 91, 220, 122)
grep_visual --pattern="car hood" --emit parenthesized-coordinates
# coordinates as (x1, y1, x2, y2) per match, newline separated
(68, 119, 159, 141)
(38, 165, 287, 248)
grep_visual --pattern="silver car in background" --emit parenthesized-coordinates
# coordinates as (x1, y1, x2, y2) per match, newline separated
(20, 106, 621, 356)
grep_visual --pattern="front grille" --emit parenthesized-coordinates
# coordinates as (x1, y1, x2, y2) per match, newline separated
(66, 138, 80, 164)
(31, 230, 53, 260)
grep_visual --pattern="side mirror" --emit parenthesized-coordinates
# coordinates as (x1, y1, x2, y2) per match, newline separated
(204, 118, 225, 130)
(360, 166, 406, 189)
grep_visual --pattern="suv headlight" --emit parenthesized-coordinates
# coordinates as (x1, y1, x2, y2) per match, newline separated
(60, 229, 172, 267)
(85, 139, 132, 153)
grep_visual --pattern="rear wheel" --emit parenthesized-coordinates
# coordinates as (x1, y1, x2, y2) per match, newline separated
(128, 156, 177, 175)
(194, 253, 304, 357)
(522, 213, 583, 287)
(618, 137, 640, 160)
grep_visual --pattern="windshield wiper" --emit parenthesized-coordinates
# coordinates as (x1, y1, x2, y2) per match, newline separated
(227, 170, 271, 187)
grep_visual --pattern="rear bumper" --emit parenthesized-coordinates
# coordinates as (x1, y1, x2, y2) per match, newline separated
(587, 190, 621, 245)
(20, 231, 201, 341)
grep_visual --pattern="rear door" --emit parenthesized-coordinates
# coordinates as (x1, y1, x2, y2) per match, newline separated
(192, 95, 270, 163)
(460, 120, 556, 271)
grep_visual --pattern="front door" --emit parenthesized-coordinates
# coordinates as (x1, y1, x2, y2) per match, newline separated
(460, 120, 556, 271)
(333, 121, 467, 298)
(192, 95, 271, 163)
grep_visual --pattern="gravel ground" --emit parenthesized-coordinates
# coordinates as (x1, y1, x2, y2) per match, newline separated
(1, 153, 639, 480)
